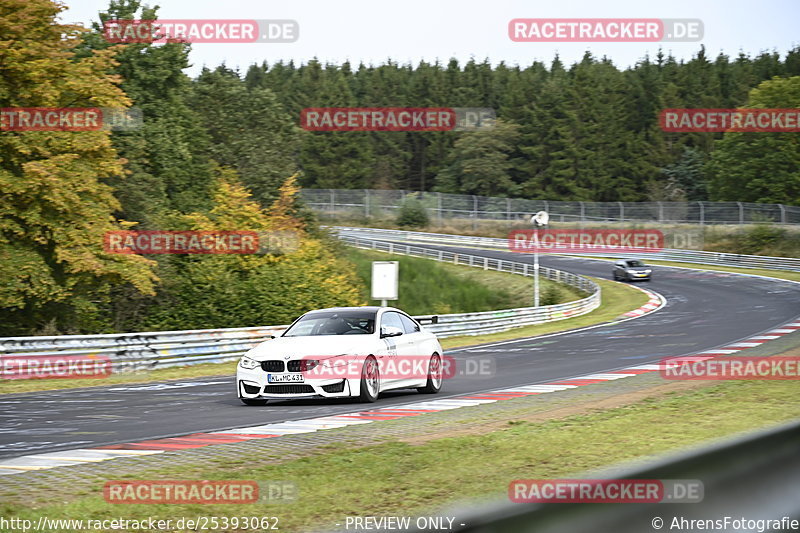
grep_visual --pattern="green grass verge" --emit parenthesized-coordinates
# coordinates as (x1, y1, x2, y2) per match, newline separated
(345, 247, 582, 315)
(4, 379, 798, 531)
(440, 276, 648, 350)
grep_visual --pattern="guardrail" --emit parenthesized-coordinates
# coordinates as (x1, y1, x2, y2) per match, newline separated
(398, 418, 800, 533)
(339, 234, 600, 338)
(0, 235, 600, 374)
(335, 226, 800, 272)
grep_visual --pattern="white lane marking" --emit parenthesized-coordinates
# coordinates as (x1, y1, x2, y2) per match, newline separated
(748, 335, 781, 340)
(698, 350, 740, 355)
(577, 373, 633, 380)
(107, 381, 230, 392)
(725, 342, 764, 348)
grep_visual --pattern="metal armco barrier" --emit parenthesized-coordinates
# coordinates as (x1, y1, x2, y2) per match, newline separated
(398, 419, 800, 533)
(0, 234, 600, 373)
(340, 234, 600, 338)
(336, 226, 800, 272)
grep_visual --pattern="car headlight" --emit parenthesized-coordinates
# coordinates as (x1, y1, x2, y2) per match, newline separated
(239, 355, 259, 370)
(644, 269, 652, 273)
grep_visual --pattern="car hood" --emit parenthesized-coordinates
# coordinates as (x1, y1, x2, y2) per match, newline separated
(244, 335, 378, 362)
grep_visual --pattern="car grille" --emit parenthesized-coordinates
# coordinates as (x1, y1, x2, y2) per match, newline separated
(260, 360, 284, 372)
(286, 360, 303, 372)
(262, 384, 315, 394)
(321, 380, 346, 393)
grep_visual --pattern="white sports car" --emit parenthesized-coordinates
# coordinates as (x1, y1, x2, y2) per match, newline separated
(236, 306, 444, 405)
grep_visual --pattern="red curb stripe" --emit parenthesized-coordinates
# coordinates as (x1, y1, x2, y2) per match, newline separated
(210, 433, 280, 438)
(335, 415, 405, 420)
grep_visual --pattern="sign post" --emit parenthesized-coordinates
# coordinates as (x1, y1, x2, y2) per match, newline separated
(371, 261, 399, 307)
(530, 211, 549, 307)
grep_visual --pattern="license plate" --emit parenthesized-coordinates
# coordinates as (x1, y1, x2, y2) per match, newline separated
(268, 373, 304, 383)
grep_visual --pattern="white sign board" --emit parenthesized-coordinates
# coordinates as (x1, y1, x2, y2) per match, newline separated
(371, 261, 399, 301)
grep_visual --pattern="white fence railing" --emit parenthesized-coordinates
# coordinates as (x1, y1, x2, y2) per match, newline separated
(337, 227, 800, 272)
(0, 235, 600, 374)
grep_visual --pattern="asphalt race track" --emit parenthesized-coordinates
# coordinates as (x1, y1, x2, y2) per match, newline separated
(1, 240, 798, 459)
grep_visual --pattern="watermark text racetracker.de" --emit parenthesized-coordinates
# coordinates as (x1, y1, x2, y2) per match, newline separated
(509, 479, 704, 503)
(508, 228, 702, 253)
(509, 18, 702, 42)
(103, 19, 298, 43)
(103, 480, 296, 504)
(661, 356, 800, 380)
(300, 107, 495, 131)
(297, 354, 495, 380)
(104, 230, 300, 255)
(661, 108, 800, 132)
(1, 107, 142, 131)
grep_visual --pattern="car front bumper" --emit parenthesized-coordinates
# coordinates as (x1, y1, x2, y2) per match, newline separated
(236, 366, 355, 399)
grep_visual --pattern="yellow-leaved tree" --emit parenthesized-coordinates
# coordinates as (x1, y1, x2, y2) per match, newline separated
(0, 0, 157, 335)
(145, 169, 363, 329)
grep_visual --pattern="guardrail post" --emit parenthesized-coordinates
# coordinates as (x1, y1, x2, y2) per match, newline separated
(472, 195, 478, 231)
(579, 201, 585, 227)
(454, 253, 459, 265)
(779, 204, 787, 224)
(657, 201, 664, 222)
(618, 201, 624, 223)
(737, 201, 744, 224)
(388, 242, 393, 254)
(364, 189, 369, 218)
(330, 189, 335, 215)
(484, 257, 488, 270)
(699, 201, 705, 226)
(437, 192, 443, 226)
(439, 250, 443, 261)
(506, 197, 511, 222)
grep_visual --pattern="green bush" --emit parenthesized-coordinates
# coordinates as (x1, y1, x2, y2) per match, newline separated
(740, 224, 786, 255)
(396, 196, 430, 228)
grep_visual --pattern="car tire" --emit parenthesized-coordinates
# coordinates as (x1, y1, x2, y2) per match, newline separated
(359, 355, 380, 403)
(240, 398, 268, 406)
(417, 353, 443, 394)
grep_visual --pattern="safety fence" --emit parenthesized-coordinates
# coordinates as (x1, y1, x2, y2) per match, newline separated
(0, 235, 600, 374)
(302, 188, 800, 226)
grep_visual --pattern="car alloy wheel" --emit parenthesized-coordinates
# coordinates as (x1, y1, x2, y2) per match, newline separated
(359, 355, 380, 402)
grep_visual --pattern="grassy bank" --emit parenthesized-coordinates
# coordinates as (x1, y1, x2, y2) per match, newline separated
(344, 247, 582, 315)
(4, 377, 798, 532)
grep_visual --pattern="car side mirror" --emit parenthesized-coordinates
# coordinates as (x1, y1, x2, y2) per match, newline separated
(380, 325, 404, 338)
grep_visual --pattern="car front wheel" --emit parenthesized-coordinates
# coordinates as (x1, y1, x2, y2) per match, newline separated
(359, 355, 380, 402)
(417, 353, 443, 394)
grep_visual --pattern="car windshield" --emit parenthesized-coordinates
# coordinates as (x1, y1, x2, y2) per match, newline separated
(282, 311, 376, 336)
(627, 260, 646, 268)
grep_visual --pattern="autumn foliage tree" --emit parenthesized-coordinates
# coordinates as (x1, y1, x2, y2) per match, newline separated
(0, 0, 157, 335)
(144, 170, 363, 330)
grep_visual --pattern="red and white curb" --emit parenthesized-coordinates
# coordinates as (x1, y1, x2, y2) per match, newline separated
(621, 285, 664, 318)
(1, 319, 797, 476)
